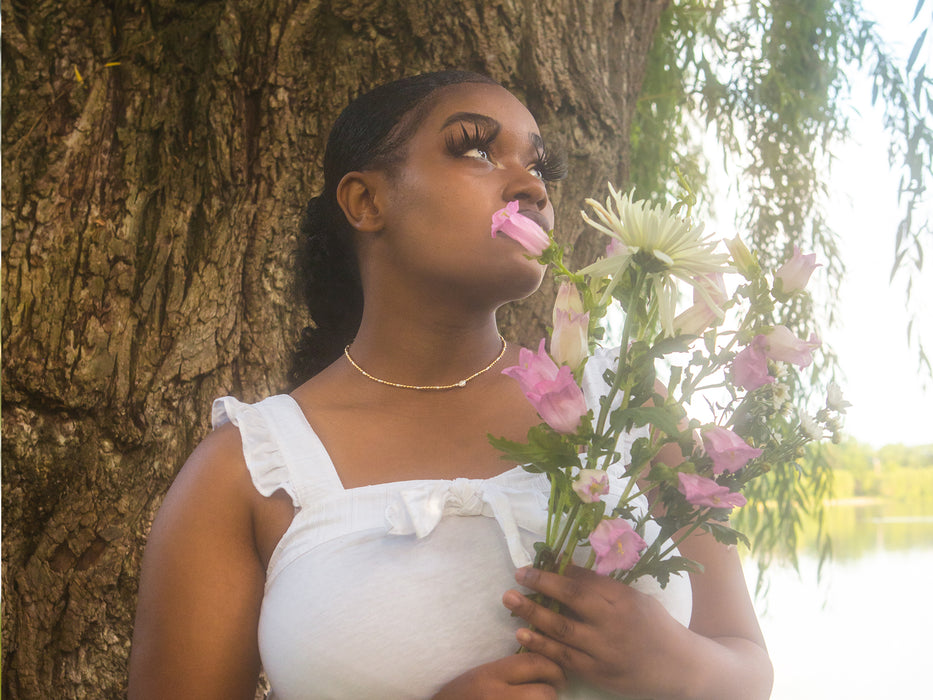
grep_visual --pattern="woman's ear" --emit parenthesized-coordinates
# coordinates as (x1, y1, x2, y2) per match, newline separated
(336, 171, 385, 233)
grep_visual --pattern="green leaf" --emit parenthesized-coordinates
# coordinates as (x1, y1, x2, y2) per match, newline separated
(617, 405, 684, 437)
(648, 334, 695, 357)
(907, 28, 928, 73)
(702, 521, 750, 548)
(487, 424, 581, 474)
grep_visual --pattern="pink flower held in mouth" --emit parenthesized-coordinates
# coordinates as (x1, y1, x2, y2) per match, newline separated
(491, 200, 550, 256)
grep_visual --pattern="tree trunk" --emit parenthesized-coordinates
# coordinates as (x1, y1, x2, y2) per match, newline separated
(0, 1, 666, 697)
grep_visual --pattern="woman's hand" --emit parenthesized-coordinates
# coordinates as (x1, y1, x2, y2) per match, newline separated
(502, 565, 689, 699)
(432, 652, 566, 700)
(503, 544, 773, 700)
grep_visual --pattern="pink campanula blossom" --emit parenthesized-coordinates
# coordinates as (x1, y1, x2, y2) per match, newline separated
(605, 238, 628, 257)
(572, 469, 610, 503)
(677, 473, 747, 510)
(702, 426, 763, 474)
(551, 282, 590, 370)
(761, 326, 821, 368)
(673, 272, 728, 336)
(774, 245, 820, 296)
(588, 518, 647, 575)
(502, 339, 588, 434)
(491, 200, 550, 256)
(731, 336, 774, 391)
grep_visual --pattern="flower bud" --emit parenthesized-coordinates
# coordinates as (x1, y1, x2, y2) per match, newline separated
(551, 282, 590, 370)
(725, 236, 758, 278)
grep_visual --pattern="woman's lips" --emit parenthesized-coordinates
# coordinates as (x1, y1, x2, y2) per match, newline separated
(518, 209, 552, 233)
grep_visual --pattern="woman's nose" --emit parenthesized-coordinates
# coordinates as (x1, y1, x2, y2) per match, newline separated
(502, 167, 549, 212)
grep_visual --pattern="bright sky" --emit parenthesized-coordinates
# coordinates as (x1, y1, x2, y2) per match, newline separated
(822, 0, 932, 447)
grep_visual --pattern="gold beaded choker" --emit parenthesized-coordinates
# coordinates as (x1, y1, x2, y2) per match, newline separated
(344, 335, 507, 390)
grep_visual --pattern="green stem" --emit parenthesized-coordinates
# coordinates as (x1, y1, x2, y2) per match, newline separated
(657, 514, 708, 561)
(587, 269, 648, 471)
(551, 503, 580, 558)
(545, 475, 558, 546)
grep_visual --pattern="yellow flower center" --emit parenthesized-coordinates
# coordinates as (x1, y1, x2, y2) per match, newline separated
(615, 542, 626, 556)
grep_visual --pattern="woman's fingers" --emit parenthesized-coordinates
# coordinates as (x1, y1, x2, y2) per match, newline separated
(500, 652, 567, 688)
(513, 565, 619, 619)
(431, 653, 566, 699)
(502, 586, 605, 663)
(513, 626, 596, 678)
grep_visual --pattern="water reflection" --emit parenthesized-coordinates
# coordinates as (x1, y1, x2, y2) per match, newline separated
(804, 499, 933, 559)
(750, 498, 933, 699)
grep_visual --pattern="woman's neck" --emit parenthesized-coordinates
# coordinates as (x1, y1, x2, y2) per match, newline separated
(347, 308, 506, 389)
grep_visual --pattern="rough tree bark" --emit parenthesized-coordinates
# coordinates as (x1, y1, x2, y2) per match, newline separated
(0, 1, 666, 697)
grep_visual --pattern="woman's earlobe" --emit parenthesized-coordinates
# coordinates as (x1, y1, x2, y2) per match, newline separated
(336, 172, 384, 233)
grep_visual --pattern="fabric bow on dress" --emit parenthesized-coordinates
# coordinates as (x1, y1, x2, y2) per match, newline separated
(385, 478, 547, 568)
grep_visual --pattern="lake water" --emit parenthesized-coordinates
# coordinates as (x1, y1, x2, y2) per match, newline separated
(746, 502, 933, 699)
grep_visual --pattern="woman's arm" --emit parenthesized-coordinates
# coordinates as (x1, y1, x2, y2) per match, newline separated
(128, 425, 266, 700)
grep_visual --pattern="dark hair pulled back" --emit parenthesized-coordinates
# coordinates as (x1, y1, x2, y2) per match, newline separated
(289, 70, 500, 385)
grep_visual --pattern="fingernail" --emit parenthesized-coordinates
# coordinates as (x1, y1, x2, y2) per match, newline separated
(515, 567, 529, 583)
(503, 590, 522, 609)
(516, 628, 532, 644)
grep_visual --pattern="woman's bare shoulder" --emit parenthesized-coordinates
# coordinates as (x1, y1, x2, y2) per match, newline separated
(129, 423, 267, 699)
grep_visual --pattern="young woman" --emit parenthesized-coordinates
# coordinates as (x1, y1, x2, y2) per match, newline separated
(129, 71, 773, 700)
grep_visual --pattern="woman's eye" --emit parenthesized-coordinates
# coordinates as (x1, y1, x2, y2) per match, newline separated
(464, 147, 491, 162)
(529, 165, 544, 180)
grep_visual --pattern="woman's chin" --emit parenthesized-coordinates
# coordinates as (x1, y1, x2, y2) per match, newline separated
(495, 258, 547, 302)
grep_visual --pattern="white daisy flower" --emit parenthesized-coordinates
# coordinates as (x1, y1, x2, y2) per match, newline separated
(580, 184, 732, 336)
(798, 410, 823, 440)
(826, 382, 852, 413)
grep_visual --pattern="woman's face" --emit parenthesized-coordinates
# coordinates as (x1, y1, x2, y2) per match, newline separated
(364, 82, 561, 309)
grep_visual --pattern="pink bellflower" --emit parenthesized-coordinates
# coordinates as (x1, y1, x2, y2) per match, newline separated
(673, 272, 728, 336)
(677, 473, 747, 510)
(491, 200, 550, 256)
(761, 326, 821, 368)
(588, 518, 647, 575)
(731, 336, 774, 391)
(774, 245, 820, 296)
(702, 426, 763, 475)
(502, 339, 588, 434)
(572, 469, 610, 503)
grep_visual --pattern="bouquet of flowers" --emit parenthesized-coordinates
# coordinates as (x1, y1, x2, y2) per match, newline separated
(489, 182, 847, 591)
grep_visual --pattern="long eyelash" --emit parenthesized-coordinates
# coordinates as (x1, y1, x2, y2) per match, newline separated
(444, 122, 496, 156)
(534, 144, 568, 183)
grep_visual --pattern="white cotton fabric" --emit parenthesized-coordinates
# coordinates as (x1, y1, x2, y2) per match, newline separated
(212, 348, 692, 700)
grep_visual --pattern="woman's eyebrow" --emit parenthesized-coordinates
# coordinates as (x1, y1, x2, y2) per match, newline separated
(440, 112, 501, 135)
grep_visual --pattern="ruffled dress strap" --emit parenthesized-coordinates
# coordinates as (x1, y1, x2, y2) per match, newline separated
(211, 394, 342, 509)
